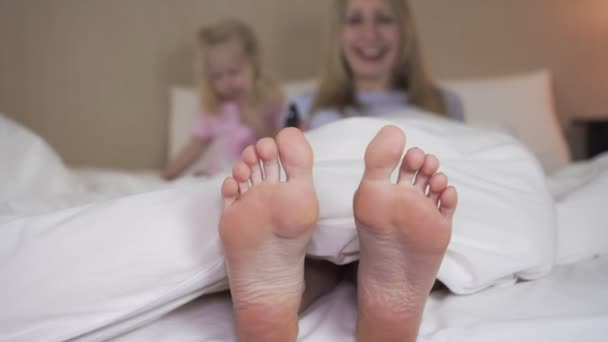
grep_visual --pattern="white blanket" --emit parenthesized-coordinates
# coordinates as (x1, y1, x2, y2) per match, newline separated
(0, 112, 599, 341)
(548, 153, 608, 264)
(115, 255, 608, 342)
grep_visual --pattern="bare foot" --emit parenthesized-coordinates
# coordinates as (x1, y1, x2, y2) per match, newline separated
(219, 128, 319, 342)
(353, 126, 458, 342)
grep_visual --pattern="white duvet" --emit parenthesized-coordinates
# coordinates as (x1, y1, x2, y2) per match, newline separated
(115, 255, 608, 342)
(0, 113, 607, 341)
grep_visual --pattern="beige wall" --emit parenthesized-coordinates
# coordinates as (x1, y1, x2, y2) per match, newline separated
(1, 0, 607, 169)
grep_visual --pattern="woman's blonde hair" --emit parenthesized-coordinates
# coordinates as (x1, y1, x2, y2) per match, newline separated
(195, 19, 283, 114)
(311, 0, 447, 116)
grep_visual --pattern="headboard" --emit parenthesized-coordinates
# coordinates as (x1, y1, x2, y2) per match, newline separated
(3, 1, 605, 169)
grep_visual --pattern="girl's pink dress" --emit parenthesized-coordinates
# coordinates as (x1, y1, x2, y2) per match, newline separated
(192, 102, 281, 175)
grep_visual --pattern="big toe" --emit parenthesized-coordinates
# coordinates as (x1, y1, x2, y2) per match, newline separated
(277, 127, 314, 181)
(363, 125, 406, 181)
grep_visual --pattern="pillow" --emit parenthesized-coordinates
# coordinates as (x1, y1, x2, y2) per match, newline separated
(0, 114, 81, 201)
(168, 86, 199, 160)
(441, 70, 571, 173)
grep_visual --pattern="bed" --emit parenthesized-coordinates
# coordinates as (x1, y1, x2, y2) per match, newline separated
(1, 70, 607, 342)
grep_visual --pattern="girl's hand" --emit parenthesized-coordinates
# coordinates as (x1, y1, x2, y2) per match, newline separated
(163, 137, 210, 181)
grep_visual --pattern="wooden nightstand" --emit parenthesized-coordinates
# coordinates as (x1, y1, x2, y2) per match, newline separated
(572, 118, 608, 158)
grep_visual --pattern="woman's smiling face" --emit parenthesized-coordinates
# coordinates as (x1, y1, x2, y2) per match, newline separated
(341, 0, 400, 90)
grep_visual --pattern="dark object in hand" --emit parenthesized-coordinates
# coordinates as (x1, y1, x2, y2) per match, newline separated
(285, 103, 301, 128)
(587, 121, 608, 158)
(573, 118, 608, 159)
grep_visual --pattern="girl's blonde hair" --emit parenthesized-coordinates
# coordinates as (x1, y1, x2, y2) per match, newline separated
(311, 0, 447, 116)
(195, 19, 283, 114)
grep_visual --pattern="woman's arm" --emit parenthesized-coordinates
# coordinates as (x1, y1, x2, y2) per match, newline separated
(162, 137, 210, 181)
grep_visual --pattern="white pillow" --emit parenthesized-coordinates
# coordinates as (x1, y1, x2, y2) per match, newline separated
(168, 86, 199, 160)
(0, 114, 81, 201)
(441, 70, 571, 173)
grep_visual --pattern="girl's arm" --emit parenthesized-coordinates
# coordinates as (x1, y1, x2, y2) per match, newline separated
(162, 137, 210, 181)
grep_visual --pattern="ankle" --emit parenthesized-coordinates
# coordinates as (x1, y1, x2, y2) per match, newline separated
(235, 304, 299, 342)
(356, 290, 424, 342)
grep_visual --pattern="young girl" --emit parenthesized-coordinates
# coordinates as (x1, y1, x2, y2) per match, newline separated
(163, 19, 284, 180)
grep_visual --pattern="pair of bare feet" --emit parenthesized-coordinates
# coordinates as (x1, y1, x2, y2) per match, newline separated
(219, 126, 457, 341)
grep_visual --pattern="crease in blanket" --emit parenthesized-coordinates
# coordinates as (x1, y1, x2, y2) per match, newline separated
(68, 262, 228, 341)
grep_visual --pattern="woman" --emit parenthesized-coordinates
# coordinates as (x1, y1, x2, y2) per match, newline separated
(288, 0, 464, 130)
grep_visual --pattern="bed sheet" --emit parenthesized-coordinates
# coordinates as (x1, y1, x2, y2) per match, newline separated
(115, 255, 608, 342)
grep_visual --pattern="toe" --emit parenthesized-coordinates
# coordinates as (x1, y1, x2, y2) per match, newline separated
(428, 172, 448, 206)
(276, 127, 313, 181)
(414, 154, 439, 193)
(439, 186, 458, 220)
(232, 162, 251, 195)
(363, 126, 405, 182)
(221, 177, 239, 208)
(242, 145, 262, 185)
(256, 138, 280, 183)
(398, 147, 425, 186)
